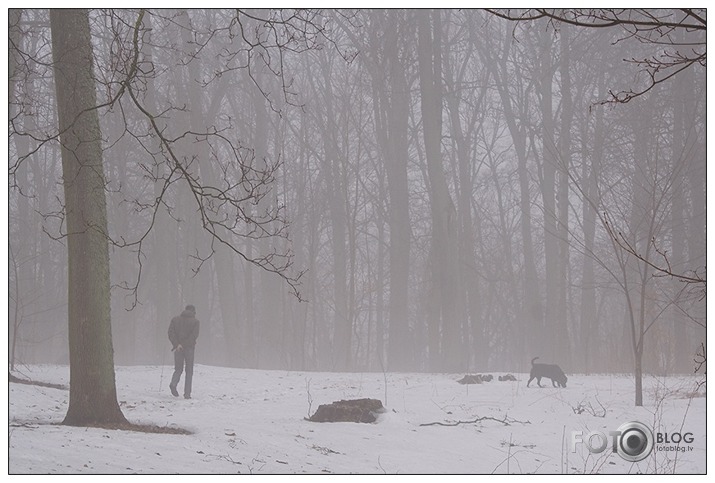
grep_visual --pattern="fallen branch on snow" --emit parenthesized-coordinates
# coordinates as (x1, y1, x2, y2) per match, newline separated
(9, 372, 67, 390)
(419, 414, 530, 427)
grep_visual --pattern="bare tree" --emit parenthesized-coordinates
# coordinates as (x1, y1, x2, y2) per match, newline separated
(443, 10, 488, 369)
(417, 9, 465, 372)
(336, 10, 415, 370)
(10, 8, 705, 380)
(604, 228, 706, 292)
(50, 8, 127, 425)
(476, 17, 545, 364)
(9, 8, 345, 421)
(573, 95, 695, 404)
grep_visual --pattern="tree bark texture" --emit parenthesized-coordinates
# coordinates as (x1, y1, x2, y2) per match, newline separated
(50, 8, 127, 425)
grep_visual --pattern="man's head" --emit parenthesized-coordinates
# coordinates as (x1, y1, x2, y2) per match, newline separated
(185, 304, 196, 315)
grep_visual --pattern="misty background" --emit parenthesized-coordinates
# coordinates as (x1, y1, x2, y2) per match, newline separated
(8, 9, 706, 376)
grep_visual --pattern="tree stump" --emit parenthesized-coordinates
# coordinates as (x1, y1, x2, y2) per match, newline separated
(308, 398, 385, 423)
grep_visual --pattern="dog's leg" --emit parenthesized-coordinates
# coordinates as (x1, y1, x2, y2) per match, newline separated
(527, 376, 533, 387)
(537, 377, 543, 388)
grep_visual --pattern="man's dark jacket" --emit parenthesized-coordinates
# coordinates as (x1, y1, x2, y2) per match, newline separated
(168, 309, 200, 350)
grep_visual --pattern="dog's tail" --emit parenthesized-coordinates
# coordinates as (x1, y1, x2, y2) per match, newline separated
(531, 357, 539, 366)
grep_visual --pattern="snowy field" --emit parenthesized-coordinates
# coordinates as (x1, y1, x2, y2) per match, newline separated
(8, 364, 706, 474)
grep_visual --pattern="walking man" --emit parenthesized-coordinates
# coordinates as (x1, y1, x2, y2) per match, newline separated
(168, 304, 200, 399)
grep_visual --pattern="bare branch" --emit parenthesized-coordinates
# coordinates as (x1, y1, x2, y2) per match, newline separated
(486, 8, 706, 104)
(602, 215, 706, 291)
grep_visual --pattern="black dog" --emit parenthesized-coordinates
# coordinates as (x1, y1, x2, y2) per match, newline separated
(527, 357, 567, 388)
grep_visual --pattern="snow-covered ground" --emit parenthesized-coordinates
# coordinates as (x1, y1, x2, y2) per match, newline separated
(8, 364, 706, 474)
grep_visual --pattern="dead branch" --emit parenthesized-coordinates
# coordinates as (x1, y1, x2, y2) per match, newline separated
(419, 414, 530, 427)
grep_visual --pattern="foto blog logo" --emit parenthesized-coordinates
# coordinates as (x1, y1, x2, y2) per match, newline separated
(571, 421, 654, 462)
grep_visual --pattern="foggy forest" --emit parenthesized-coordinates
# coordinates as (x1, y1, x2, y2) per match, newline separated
(8, 8, 706, 413)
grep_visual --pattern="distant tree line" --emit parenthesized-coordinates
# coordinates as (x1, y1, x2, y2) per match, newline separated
(9, 10, 705, 406)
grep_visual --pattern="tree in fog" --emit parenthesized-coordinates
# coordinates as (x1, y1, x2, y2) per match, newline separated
(9, 9, 705, 393)
(360, 10, 414, 371)
(485, 8, 705, 402)
(10, 8, 331, 422)
(50, 8, 126, 425)
(329, 10, 415, 371)
(475, 17, 539, 365)
(417, 9, 471, 372)
(600, 106, 691, 406)
(604, 84, 704, 404)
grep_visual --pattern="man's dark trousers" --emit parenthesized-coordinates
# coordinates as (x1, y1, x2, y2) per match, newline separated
(170, 347, 195, 398)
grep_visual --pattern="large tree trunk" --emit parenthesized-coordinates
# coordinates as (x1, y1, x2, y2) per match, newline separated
(50, 8, 126, 426)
